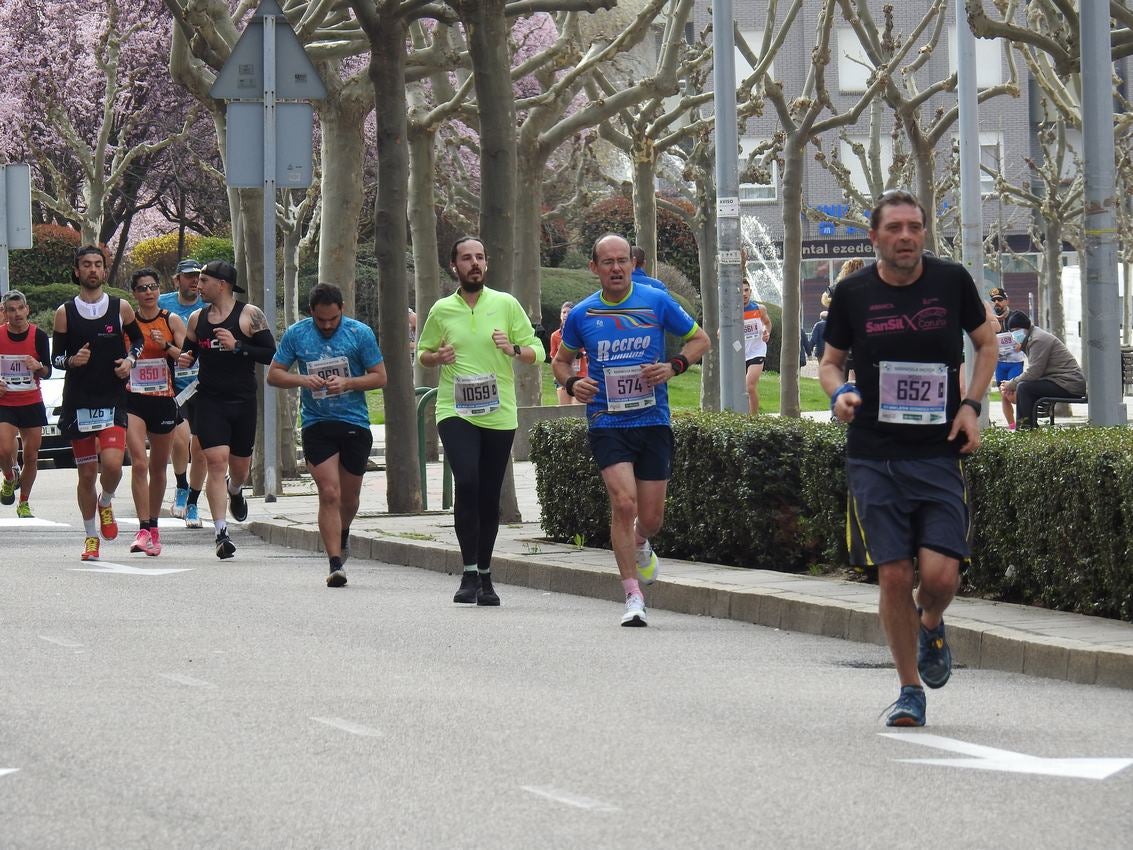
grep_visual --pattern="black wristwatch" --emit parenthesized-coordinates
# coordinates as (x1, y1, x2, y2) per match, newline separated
(960, 398, 982, 416)
(512, 344, 521, 357)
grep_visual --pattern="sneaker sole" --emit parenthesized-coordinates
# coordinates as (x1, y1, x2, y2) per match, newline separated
(477, 596, 501, 607)
(886, 714, 925, 728)
(170, 507, 186, 519)
(0, 495, 14, 506)
(216, 540, 236, 559)
(453, 594, 478, 604)
(327, 570, 348, 588)
(185, 520, 202, 528)
(620, 615, 648, 627)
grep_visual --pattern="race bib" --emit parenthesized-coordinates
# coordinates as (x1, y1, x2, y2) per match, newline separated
(997, 331, 1016, 358)
(605, 364, 656, 412)
(878, 361, 948, 425)
(128, 358, 171, 394)
(0, 354, 35, 392)
(308, 355, 350, 400)
(744, 317, 763, 342)
(454, 373, 500, 416)
(174, 380, 198, 406)
(174, 361, 199, 382)
(76, 407, 115, 433)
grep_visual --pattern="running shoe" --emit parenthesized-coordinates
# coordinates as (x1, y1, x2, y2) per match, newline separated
(130, 528, 152, 554)
(184, 503, 202, 528)
(326, 569, 348, 588)
(621, 593, 648, 627)
(0, 475, 15, 506)
(635, 540, 660, 585)
(884, 685, 927, 727)
(227, 477, 248, 522)
(477, 573, 500, 607)
(146, 528, 162, 557)
(453, 571, 480, 604)
(170, 487, 189, 518)
(98, 500, 118, 540)
(16, 501, 33, 518)
(81, 536, 100, 561)
(918, 619, 953, 689)
(215, 530, 236, 560)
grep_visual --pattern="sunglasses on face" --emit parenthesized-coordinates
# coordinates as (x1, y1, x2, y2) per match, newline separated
(991, 296, 1006, 302)
(133, 283, 160, 292)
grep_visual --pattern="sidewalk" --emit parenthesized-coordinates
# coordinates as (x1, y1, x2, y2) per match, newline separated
(248, 450, 1133, 691)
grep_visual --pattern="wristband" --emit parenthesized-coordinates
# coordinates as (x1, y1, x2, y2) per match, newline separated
(830, 382, 860, 411)
(670, 354, 690, 375)
(960, 398, 982, 416)
(564, 376, 581, 397)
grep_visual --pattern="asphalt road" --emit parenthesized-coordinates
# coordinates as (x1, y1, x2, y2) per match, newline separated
(2, 471, 1133, 849)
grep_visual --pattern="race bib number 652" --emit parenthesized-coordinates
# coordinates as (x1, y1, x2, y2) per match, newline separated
(878, 361, 947, 425)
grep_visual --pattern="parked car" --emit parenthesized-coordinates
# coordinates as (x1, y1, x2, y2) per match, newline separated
(37, 376, 74, 468)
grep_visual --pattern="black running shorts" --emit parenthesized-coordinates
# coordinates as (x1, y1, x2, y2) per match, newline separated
(302, 420, 373, 476)
(126, 393, 179, 435)
(588, 425, 673, 481)
(193, 395, 257, 457)
(0, 402, 47, 429)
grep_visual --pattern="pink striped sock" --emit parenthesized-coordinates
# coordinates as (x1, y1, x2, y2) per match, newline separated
(622, 578, 641, 598)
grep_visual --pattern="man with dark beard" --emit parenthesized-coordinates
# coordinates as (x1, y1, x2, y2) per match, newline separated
(989, 287, 1025, 429)
(416, 236, 544, 607)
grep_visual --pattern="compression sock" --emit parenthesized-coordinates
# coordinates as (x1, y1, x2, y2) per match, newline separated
(175, 472, 188, 490)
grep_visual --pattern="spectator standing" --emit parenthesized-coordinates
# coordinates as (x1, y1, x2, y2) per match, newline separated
(999, 311, 1086, 430)
(810, 311, 828, 362)
(988, 287, 1026, 429)
(549, 301, 587, 405)
(742, 278, 772, 414)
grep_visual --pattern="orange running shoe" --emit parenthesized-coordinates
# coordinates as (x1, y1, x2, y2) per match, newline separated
(81, 536, 100, 561)
(98, 499, 118, 540)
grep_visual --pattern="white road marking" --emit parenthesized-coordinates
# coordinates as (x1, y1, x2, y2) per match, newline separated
(39, 636, 83, 648)
(70, 561, 191, 576)
(0, 769, 18, 779)
(310, 716, 383, 737)
(158, 673, 217, 689)
(0, 518, 67, 527)
(520, 785, 620, 812)
(881, 733, 1133, 780)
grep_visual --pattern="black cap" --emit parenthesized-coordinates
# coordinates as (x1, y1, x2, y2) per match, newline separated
(201, 260, 244, 293)
(1005, 310, 1031, 331)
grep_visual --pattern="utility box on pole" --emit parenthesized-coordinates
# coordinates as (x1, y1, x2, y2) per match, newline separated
(210, 0, 326, 499)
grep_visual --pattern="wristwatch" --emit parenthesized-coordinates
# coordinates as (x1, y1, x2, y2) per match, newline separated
(960, 398, 982, 416)
(512, 344, 521, 357)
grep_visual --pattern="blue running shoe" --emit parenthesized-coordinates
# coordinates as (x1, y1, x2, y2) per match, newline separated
(170, 487, 189, 518)
(918, 619, 953, 689)
(885, 685, 926, 727)
(184, 503, 202, 529)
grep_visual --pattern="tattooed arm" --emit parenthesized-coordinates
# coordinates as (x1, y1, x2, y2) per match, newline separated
(235, 304, 278, 365)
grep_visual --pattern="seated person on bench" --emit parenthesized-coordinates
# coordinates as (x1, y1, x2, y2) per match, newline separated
(998, 310, 1087, 429)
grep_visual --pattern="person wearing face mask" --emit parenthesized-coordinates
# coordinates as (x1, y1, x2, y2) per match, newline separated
(998, 311, 1086, 430)
(988, 288, 1025, 429)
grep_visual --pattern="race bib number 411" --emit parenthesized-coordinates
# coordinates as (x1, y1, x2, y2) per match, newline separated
(878, 361, 948, 425)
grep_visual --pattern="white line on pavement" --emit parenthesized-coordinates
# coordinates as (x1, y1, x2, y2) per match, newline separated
(310, 717, 383, 737)
(0, 769, 19, 779)
(39, 636, 83, 648)
(158, 673, 217, 689)
(0, 518, 67, 527)
(519, 785, 620, 812)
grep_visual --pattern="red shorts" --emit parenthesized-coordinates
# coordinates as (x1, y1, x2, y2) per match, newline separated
(71, 426, 127, 465)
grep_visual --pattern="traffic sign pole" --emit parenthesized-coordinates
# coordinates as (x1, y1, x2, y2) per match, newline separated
(0, 167, 9, 297)
(262, 13, 278, 501)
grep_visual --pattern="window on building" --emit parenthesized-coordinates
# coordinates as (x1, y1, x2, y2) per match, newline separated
(739, 136, 777, 203)
(735, 30, 772, 82)
(839, 136, 895, 197)
(837, 29, 872, 94)
(980, 132, 1003, 193)
(947, 26, 1004, 88)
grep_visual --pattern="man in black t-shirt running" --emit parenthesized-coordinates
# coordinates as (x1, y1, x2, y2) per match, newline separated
(820, 191, 997, 728)
(177, 261, 276, 559)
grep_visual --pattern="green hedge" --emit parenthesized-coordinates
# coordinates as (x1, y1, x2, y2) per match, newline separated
(10, 224, 81, 288)
(531, 417, 1133, 623)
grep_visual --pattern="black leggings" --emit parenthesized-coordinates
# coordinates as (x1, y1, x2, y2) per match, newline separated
(437, 417, 516, 571)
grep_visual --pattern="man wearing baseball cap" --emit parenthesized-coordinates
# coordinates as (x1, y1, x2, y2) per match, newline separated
(989, 287, 1025, 429)
(177, 260, 277, 559)
(159, 259, 208, 526)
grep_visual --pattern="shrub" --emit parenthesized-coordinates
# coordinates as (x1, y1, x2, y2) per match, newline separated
(655, 262, 700, 319)
(531, 417, 1133, 622)
(188, 236, 235, 266)
(132, 232, 203, 279)
(539, 267, 599, 331)
(541, 215, 569, 268)
(10, 224, 80, 287)
(577, 195, 700, 287)
(26, 282, 134, 332)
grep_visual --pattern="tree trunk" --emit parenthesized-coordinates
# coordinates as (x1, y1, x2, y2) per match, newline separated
(913, 136, 938, 254)
(778, 142, 804, 418)
(632, 149, 658, 273)
(370, 12, 421, 514)
(513, 149, 549, 409)
(279, 222, 301, 478)
(317, 94, 368, 315)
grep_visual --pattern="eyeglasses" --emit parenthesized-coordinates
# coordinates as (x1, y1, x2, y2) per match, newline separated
(990, 296, 1006, 302)
(133, 283, 160, 292)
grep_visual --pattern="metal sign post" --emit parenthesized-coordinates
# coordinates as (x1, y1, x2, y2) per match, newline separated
(210, 0, 325, 499)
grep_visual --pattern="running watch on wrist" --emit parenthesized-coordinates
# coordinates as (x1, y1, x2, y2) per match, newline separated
(960, 398, 982, 416)
(512, 344, 521, 357)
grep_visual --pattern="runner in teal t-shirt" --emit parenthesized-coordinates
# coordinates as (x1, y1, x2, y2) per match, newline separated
(417, 236, 545, 608)
(268, 284, 387, 588)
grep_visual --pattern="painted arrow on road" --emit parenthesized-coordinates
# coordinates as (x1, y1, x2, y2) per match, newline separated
(0, 769, 18, 779)
(69, 561, 192, 576)
(881, 733, 1133, 780)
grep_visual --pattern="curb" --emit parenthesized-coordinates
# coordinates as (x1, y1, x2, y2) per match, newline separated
(248, 520, 1133, 690)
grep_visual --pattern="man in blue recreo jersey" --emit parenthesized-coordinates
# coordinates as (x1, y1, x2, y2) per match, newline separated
(553, 233, 710, 628)
(158, 259, 207, 527)
(268, 283, 387, 588)
(630, 246, 669, 292)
